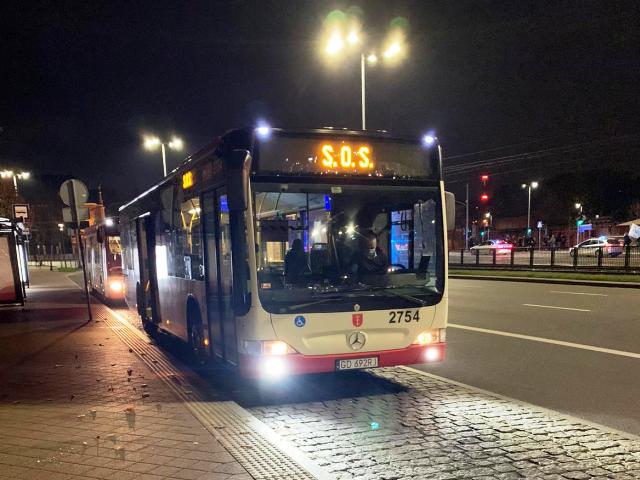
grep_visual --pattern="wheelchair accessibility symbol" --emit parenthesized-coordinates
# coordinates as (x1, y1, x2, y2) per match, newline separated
(294, 316, 306, 328)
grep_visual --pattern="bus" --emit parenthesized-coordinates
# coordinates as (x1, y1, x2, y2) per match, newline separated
(119, 127, 455, 378)
(83, 218, 125, 302)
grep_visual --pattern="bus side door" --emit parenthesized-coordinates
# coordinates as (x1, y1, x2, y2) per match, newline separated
(202, 188, 238, 365)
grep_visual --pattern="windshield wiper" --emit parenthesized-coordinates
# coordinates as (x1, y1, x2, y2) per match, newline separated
(281, 296, 344, 313)
(357, 286, 431, 307)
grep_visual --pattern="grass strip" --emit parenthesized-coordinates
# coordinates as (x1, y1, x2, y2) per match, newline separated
(450, 269, 640, 283)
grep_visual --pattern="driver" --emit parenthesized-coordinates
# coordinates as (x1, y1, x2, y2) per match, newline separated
(353, 230, 389, 275)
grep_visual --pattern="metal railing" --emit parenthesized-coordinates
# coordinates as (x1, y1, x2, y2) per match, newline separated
(449, 246, 640, 271)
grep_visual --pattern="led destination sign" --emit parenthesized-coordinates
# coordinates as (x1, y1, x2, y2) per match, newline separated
(256, 134, 436, 179)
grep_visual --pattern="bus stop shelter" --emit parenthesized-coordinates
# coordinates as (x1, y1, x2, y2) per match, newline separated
(0, 218, 28, 306)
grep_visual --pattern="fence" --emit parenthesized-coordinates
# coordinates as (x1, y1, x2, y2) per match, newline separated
(28, 254, 80, 270)
(449, 246, 640, 271)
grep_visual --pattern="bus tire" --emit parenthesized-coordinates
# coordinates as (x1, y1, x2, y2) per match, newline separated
(187, 299, 206, 365)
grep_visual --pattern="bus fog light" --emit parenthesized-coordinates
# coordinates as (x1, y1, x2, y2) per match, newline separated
(109, 280, 123, 293)
(262, 357, 287, 378)
(425, 346, 441, 362)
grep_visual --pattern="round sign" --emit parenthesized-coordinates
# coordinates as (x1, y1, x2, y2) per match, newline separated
(294, 316, 306, 328)
(59, 179, 89, 207)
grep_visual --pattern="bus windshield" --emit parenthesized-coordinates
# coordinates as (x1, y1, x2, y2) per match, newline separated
(253, 183, 444, 313)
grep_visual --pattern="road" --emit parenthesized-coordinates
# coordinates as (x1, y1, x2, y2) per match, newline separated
(419, 278, 640, 435)
(67, 271, 640, 478)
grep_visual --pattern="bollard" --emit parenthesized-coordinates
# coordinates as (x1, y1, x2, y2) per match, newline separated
(573, 248, 578, 268)
(550, 248, 555, 267)
(460, 249, 464, 265)
(597, 247, 603, 269)
(492, 249, 497, 265)
(510, 247, 515, 266)
(475, 249, 480, 266)
(625, 246, 630, 270)
(529, 246, 534, 268)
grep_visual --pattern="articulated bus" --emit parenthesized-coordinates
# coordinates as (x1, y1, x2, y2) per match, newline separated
(83, 219, 125, 302)
(119, 127, 455, 378)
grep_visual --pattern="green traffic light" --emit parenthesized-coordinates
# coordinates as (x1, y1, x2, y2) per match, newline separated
(576, 219, 584, 226)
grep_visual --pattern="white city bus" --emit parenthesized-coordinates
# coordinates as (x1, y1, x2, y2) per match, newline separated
(83, 219, 125, 302)
(119, 127, 454, 378)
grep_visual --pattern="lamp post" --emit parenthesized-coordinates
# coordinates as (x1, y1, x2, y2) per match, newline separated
(1, 170, 30, 196)
(143, 136, 184, 177)
(324, 29, 404, 130)
(521, 181, 539, 237)
(575, 202, 584, 244)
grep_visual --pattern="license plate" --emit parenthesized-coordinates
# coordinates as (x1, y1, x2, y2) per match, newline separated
(336, 357, 379, 371)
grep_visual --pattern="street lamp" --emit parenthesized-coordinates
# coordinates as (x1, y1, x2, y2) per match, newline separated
(521, 181, 539, 237)
(484, 212, 492, 240)
(322, 23, 406, 130)
(143, 135, 184, 177)
(1, 170, 31, 196)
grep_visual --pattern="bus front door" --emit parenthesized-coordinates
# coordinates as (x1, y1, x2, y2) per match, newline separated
(203, 189, 238, 365)
(136, 216, 160, 325)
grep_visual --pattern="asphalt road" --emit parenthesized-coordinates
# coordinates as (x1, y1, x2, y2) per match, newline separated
(418, 278, 640, 436)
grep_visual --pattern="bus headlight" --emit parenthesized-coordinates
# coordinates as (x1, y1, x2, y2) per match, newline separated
(109, 279, 123, 293)
(262, 357, 287, 379)
(413, 329, 445, 346)
(243, 340, 297, 356)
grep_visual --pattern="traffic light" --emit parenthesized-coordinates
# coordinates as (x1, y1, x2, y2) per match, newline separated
(576, 214, 586, 226)
(481, 175, 489, 182)
(480, 231, 486, 237)
(480, 194, 489, 202)
(527, 228, 532, 235)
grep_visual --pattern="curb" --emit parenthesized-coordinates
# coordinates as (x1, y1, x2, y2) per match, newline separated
(449, 274, 640, 289)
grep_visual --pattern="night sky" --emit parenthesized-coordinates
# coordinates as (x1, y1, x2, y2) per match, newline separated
(1, 0, 638, 209)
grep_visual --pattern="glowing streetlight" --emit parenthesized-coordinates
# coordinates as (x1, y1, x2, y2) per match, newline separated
(321, 15, 408, 130)
(521, 181, 539, 237)
(143, 135, 184, 177)
(383, 42, 402, 58)
(1, 170, 30, 196)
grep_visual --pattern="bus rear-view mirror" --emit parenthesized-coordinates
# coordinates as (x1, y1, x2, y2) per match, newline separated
(445, 191, 455, 231)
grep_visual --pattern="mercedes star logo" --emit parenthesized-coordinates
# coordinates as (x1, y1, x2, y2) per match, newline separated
(348, 331, 366, 351)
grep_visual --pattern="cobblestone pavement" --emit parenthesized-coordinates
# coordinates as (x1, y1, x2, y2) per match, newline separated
(250, 368, 640, 480)
(0, 272, 251, 480)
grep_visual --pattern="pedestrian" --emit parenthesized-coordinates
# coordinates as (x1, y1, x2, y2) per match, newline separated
(549, 234, 556, 249)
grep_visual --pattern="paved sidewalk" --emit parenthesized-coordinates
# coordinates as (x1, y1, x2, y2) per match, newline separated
(0, 270, 251, 480)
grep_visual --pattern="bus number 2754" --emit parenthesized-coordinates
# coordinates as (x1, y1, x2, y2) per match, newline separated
(388, 310, 420, 323)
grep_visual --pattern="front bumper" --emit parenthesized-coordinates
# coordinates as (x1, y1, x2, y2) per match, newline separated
(239, 342, 446, 378)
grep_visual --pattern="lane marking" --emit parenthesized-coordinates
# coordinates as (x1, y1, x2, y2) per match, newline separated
(523, 303, 590, 312)
(449, 323, 640, 360)
(550, 291, 608, 297)
(400, 366, 640, 441)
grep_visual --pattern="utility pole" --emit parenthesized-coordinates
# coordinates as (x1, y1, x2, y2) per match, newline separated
(465, 183, 469, 250)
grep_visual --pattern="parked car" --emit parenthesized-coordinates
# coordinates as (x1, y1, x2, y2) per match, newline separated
(569, 237, 623, 257)
(470, 240, 513, 255)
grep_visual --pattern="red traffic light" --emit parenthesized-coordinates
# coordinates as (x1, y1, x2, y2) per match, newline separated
(481, 175, 489, 182)
(480, 194, 489, 202)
